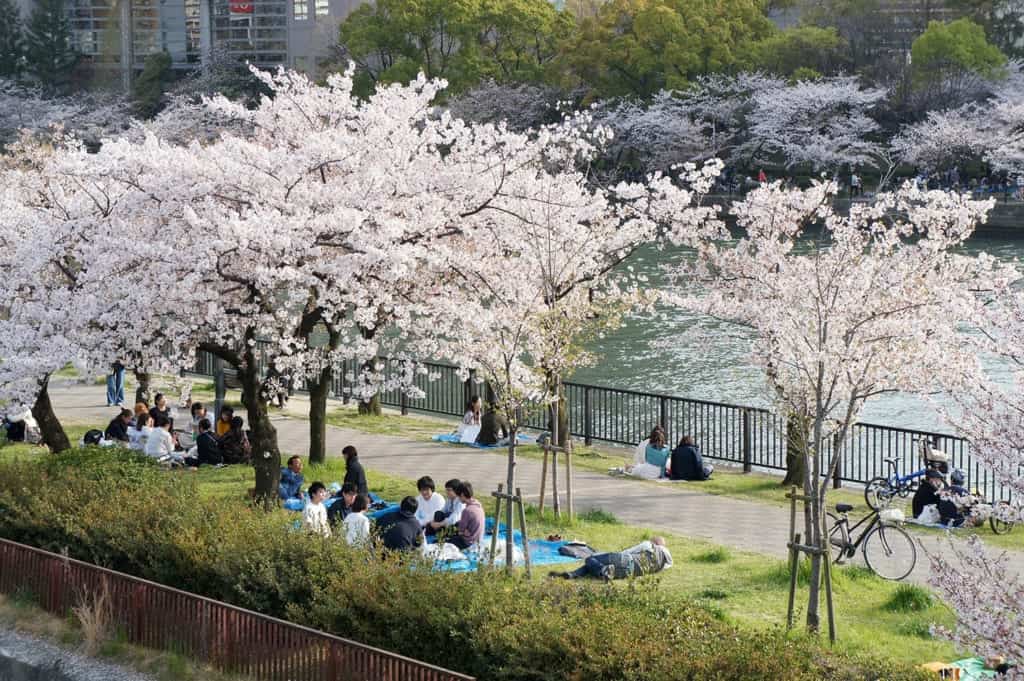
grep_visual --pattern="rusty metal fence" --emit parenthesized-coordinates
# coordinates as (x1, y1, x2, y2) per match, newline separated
(0, 537, 474, 681)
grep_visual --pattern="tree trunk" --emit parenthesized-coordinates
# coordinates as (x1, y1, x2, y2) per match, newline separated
(308, 364, 331, 465)
(134, 371, 151, 405)
(506, 427, 517, 570)
(782, 413, 807, 487)
(240, 359, 281, 510)
(32, 375, 70, 452)
(546, 375, 569, 449)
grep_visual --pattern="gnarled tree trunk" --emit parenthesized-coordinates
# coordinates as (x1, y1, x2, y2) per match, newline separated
(239, 353, 281, 510)
(32, 375, 70, 452)
(782, 413, 808, 487)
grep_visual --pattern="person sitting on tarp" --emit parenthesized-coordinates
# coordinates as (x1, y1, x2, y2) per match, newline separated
(104, 408, 133, 443)
(553, 537, 673, 581)
(278, 455, 304, 501)
(443, 481, 484, 550)
(382, 496, 423, 552)
(912, 470, 944, 520)
(327, 482, 357, 527)
(426, 478, 465, 537)
(670, 435, 713, 481)
(476, 405, 510, 446)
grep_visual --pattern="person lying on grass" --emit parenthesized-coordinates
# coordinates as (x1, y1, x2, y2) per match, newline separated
(551, 536, 673, 581)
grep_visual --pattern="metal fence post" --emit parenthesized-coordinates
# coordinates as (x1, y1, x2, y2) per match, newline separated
(400, 391, 408, 416)
(659, 397, 669, 435)
(583, 387, 592, 446)
(742, 409, 752, 473)
(832, 433, 842, 489)
(214, 357, 225, 422)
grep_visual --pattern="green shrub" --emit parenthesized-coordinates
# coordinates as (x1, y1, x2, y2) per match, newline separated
(578, 508, 619, 524)
(885, 585, 934, 613)
(0, 449, 930, 681)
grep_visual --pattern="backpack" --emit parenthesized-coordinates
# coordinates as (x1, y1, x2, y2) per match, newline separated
(83, 429, 104, 446)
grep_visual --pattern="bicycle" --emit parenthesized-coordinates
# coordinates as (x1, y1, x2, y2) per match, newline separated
(989, 500, 1017, 535)
(864, 438, 949, 510)
(828, 503, 917, 581)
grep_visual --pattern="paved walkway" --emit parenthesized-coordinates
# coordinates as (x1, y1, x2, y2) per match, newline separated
(48, 381, 1022, 585)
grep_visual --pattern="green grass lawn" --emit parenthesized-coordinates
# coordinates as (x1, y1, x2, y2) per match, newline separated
(0, 436, 972, 667)
(55, 446, 955, 667)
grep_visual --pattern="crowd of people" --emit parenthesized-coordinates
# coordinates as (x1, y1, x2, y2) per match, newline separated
(281, 445, 486, 554)
(102, 396, 251, 467)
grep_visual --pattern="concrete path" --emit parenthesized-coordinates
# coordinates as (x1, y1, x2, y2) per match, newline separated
(47, 381, 1023, 585)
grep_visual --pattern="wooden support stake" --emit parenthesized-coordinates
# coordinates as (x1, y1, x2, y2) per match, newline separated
(565, 440, 574, 519)
(786, 532, 801, 630)
(823, 519, 837, 644)
(515, 487, 531, 577)
(489, 483, 504, 566)
(551, 449, 560, 519)
(538, 446, 549, 514)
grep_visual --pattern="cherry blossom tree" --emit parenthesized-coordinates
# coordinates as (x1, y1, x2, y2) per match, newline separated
(0, 79, 129, 147)
(0, 136, 181, 450)
(434, 108, 722, 563)
(740, 76, 888, 176)
(666, 181, 999, 632)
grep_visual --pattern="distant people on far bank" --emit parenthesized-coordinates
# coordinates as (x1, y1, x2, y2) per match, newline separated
(757, 169, 767, 184)
(850, 172, 862, 198)
(106, 361, 126, 407)
(279, 455, 304, 501)
(343, 445, 368, 496)
(476, 404, 510, 446)
(670, 435, 713, 481)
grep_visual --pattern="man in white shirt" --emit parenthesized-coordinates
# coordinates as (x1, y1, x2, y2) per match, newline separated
(414, 476, 447, 528)
(144, 415, 177, 460)
(426, 478, 465, 536)
(554, 537, 673, 581)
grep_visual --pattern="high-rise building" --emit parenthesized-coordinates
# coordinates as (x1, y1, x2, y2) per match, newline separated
(22, 0, 367, 87)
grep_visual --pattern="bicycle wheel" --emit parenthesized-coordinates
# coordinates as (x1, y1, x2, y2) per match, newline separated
(990, 501, 1016, 535)
(862, 523, 917, 581)
(864, 477, 894, 510)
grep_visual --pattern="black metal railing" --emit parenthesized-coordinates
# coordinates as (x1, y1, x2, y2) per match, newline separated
(191, 349, 1014, 503)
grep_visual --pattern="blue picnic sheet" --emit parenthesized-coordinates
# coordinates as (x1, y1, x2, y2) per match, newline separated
(432, 433, 533, 449)
(283, 488, 387, 512)
(430, 531, 579, 573)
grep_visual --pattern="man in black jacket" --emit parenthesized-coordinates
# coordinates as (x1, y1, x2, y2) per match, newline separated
(104, 409, 132, 443)
(342, 445, 368, 496)
(185, 419, 223, 467)
(381, 496, 422, 552)
(912, 470, 944, 519)
(476, 406, 510, 446)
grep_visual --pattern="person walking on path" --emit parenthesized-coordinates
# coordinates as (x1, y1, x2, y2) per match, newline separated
(106, 361, 126, 407)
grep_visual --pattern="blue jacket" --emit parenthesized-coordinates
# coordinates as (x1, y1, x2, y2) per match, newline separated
(278, 468, 304, 500)
(670, 444, 709, 481)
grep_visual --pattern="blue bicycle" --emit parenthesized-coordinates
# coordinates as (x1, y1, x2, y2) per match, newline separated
(864, 439, 949, 511)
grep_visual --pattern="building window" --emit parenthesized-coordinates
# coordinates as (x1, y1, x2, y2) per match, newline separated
(293, 0, 308, 20)
(315, 0, 327, 17)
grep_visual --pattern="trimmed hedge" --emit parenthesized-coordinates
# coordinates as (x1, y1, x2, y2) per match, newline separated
(0, 448, 929, 681)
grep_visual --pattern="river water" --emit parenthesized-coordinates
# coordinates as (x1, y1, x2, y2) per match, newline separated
(572, 235, 1024, 433)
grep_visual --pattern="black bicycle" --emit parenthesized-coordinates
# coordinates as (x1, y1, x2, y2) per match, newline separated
(828, 503, 917, 581)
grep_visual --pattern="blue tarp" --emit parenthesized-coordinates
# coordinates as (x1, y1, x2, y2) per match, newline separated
(431, 433, 533, 449)
(431, 532, 579, 573)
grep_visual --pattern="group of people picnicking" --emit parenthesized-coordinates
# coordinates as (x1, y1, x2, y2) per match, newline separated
(102, 396, 251, 467)
(278, 446, 487, 555)
(625, 426, 714, 482)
